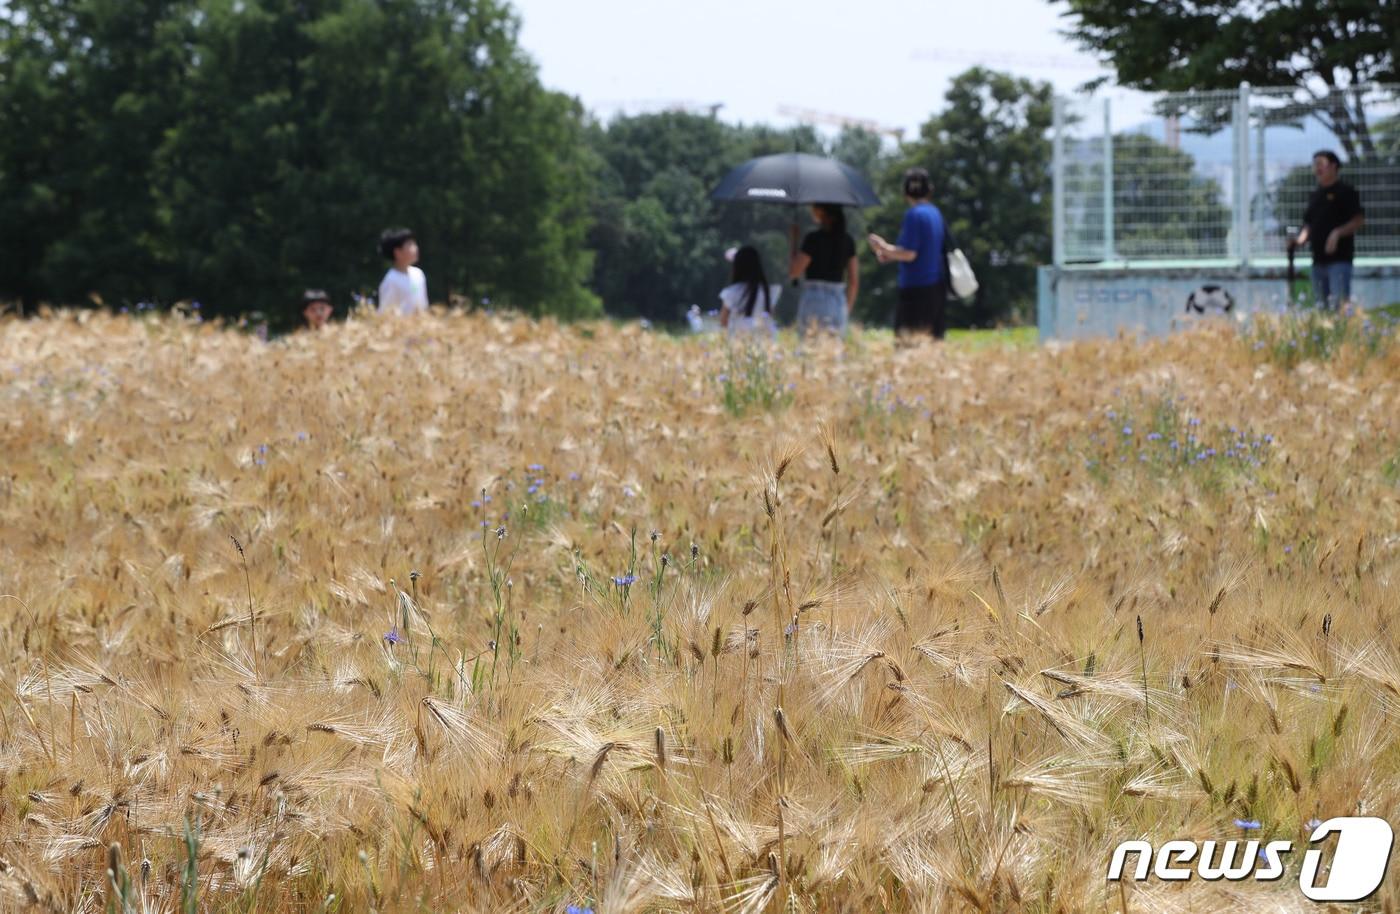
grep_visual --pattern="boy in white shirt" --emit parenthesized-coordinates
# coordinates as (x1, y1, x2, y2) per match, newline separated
(377, 227, 429, 315)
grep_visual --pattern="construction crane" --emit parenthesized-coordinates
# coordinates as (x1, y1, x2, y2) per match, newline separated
(910, 47, 1103, 72)
(776, 105, 905, 141)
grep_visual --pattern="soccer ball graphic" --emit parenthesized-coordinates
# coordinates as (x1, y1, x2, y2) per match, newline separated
(1185, 285, 1235, 314)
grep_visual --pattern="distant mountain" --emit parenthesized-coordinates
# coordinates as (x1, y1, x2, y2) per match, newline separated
(1125, 114, 1340, 169)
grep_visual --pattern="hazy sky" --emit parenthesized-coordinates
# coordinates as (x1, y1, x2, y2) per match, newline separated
(512, 0, 1153, 136)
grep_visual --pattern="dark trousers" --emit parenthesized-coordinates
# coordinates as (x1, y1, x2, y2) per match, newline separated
(895, 282, 948, 339)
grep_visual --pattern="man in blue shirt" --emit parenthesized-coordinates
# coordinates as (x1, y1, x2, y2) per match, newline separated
(868, 167, 948, 338)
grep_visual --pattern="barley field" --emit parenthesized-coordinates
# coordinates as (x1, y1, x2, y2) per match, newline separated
(1, 308, 1399, 913)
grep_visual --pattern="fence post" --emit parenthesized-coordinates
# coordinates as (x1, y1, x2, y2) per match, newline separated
(1053, 95, 1065, 267)
(1235, 83, 1251, 267)
(1102, 97, 1115, 264)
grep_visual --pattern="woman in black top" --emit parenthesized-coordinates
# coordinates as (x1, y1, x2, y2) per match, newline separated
(789, 203, 859, 334)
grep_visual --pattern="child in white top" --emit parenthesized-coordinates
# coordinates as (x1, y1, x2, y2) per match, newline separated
(718, 246, 780, 336)
(377, 227, 429, 315)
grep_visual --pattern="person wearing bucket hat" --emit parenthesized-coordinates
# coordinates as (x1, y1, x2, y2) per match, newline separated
(302, 289, 332, 331)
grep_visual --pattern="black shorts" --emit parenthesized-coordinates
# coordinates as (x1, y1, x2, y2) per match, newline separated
(895, 282, 948, 338)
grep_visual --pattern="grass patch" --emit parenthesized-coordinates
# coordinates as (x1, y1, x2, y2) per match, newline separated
(1084, 392, 1274, 490)
(1244, 306, 1396, 369)
(716, 339, 793, 416)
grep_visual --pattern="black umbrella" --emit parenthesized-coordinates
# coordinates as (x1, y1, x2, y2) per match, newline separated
(709, 153, 880, 208)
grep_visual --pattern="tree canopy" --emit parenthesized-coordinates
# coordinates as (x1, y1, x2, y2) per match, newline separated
(0, 0, 599, 324)
(1, 0, 1057, 330)
(1056, 0, 1399, 157)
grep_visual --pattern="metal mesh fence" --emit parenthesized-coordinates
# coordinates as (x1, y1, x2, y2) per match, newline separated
(1054, 84, 1400, 266)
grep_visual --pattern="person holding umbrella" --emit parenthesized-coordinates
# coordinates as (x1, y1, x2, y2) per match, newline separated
(708, 152, 879, 331)
(789, 203, 859, 334)
(868, 168, 948, 339)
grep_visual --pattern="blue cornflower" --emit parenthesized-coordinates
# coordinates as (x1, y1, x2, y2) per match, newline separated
(1188, 417, 1202, 427)
(527, 463, 544, 472)
(717, 373, 729, 383)
(569, 472, 581, 481)
(623, 486, 636, 498)
(533, 478, 545, 486)
(1233, 819, 1262, 830)
(384, 629, 403, 645)
(566, 906, 595, 914)
(611, 574, 637, 587)
(1284, 545, 1292, 554)
(1169, 440, 1179, 450)
(1123, 425, 1133, 436)
(471, 500, 483, 508)
(259, 444, 268, 455)
(296, 431, 308, 442)
(1306, 818, 1322, 831)
(1147, 432, 1162, 441)
(527, 484, 539, 495)
(1263, 434, 1274, 444)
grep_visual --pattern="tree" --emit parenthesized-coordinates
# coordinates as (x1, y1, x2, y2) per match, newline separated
(1056, 0, 1399, 159)
(1090, 134, 1232, 260)
(154, 0, 599, 324)
(0, 0, 194, 312)
(864, 68, 1053, 327)
(585, 112, 837, 324)
(0, 0, 599, 324)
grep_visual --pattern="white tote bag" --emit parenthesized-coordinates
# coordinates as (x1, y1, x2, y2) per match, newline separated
(947, 247, 979, 299)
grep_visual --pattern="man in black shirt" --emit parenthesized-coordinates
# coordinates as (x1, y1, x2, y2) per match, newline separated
(1295, 150, 1365, 310)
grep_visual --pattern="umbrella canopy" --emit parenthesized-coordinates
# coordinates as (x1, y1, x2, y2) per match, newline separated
(709, 153, 880, 208)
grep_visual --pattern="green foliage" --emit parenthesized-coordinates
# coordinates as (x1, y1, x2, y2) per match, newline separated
(1384, 450, 1400, 486)
(585, 112, 836, 324)
(0, 0, 598, 325)
(1084, 393, 1274, 488)
(716, 341, 793, 417)
(1244, 307, 1397, 369)
(1273, 140, 1400, 261)
(1057, 0, 1397, 157)
(863, 68, 1052, 327)
(1061, 133, 1231, 261)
